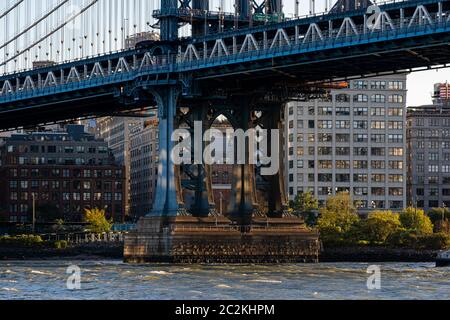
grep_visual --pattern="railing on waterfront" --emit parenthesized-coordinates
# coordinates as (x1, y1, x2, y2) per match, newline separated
(41, 232, 127, 244)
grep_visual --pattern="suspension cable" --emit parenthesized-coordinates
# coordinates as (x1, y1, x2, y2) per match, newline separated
(0, 0, 99, 67)
(0, 0, 70, 52)
(0, 0, 25, 20)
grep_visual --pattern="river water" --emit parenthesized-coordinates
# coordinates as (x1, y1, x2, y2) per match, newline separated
(0, 261, 448, 300)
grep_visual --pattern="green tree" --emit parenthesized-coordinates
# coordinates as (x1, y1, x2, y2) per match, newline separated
(428, 208, 450, 232)
(290, 191, 319, 225)
(83, 208, 113, 233)
(360, 210, 401, 244)
(399, 207, 433, 235)
(317, 192, 360, 244)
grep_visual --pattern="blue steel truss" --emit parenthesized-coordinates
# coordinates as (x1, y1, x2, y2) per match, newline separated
(0, 0, 449, 129)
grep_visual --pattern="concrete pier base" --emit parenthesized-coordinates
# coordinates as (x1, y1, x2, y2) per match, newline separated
(124, 216, 320, 263)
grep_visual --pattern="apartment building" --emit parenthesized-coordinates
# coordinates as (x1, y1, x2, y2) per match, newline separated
(96, 117, 145, 217)
(286, 75, 407, 213)
(0, 125, 125, 222)
(129, 118, 159, 220)
(407, 99, 450, 211)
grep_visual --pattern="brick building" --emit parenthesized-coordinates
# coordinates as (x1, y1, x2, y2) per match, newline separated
(0, 125, 126, 223)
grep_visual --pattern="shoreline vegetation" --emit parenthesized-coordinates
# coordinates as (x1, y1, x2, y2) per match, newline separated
(1, 195, 449, 262)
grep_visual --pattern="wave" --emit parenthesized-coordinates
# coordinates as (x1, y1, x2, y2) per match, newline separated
(215, 284, 232, 289)
(30, 270, 53, 276)
(149, 271, 173, 276)
(0, 270, 15, 274)
(143, 276, 160, 281)
(246, 279, 283, 284)
(1, 287, 19, 292)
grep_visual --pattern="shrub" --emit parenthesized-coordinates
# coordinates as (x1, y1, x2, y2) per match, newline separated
(428, 208, 450, 225)
(418, 233, 450, 250)
(318, 193, 360, 245)
(387, 229, 418, 248)
(53, 240, 68, 249)
(290, 192, 319, 221)
(359, 211, 401, 244)
(387, 231, 450, 250)
(83, 208, 113, 233)
(400, 207, 434, 235)
(0, 235, 44, 247)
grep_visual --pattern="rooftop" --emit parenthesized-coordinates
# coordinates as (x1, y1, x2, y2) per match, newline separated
(6, 125, 101, 143)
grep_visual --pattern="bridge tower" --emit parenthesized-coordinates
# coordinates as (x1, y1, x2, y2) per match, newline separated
(124, 0, 319, 263)
(159, 0, 180, 41)
(191, 0, 210, 37)
(236, 0, 283, 19)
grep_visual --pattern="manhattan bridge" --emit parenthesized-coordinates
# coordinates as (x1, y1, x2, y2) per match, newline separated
(0, 0, 449, 261)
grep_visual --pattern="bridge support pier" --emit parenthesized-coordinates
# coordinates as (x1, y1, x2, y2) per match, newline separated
(148, 86, 185, 217)
(124, 89, 319, 263)
(229, 103, 259, 224)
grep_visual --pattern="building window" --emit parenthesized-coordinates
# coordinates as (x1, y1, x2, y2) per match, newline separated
(428, 165, 439, 173)
(372, 187, 385, 196)
(354, 187, 368, 196)
(388, 134, 403, 143)
(388, 121, 403, 130)
(354, 174, 368, 183)
(354, 134, 368, 143)
(336, 134, 350, 143)
(318, 107, 333, 116)
(336, 94, 350, 102)
(389, 188, 404, 196)
(318, 160, 333, 169)
(354, 161, 368, 169)
(372, 174, 385, 183)
(371, 81, 386, 90)
(389, 148, 403, 157)
(354, 147, 368, 156)
(389, 175, 404, 183)
(371, 148, 385, 156)
(354, 107, 368, 116)
(318, 120, 333, 129)
(388, 94, 404, 103)
(336, 161, 350, 169)
(336, 107, 350, 116)
(336, 147, 350, 156)
(354, 94, 368, 103)
(372, 161, 386, 170)
(388, 108, 403, 117)
(388, 81, 404, 90)
(371, 134, 385, 143)
(389, 161, 404, 170)
(371, 94, 386, 103)
(336, 121, 350, 129)
(354, 121, 368, 130)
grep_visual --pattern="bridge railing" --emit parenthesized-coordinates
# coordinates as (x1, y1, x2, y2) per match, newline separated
(176, 15, 449, 71)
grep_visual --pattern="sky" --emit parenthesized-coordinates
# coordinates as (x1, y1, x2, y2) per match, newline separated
(407, 69, 450, 107)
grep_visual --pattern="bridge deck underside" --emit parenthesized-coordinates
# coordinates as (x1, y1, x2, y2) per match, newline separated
(194, 34, 450, 90)
(0, 86, 156, 130)
(1, 37, 449, 130)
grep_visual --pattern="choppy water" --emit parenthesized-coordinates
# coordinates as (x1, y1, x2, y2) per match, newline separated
(0, 261, 448, 300)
